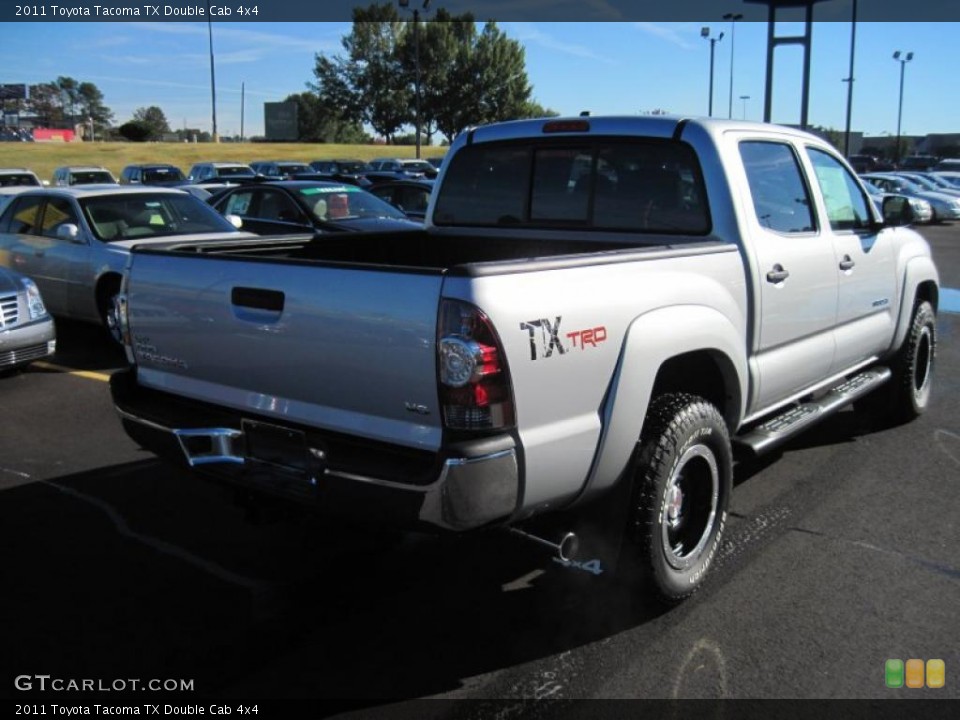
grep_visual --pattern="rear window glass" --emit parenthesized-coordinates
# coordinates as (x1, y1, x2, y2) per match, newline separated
(142, 167, 185, 183)
(0, 173, 40, 187)
(70, 171, 114, 185)
(433, 139, 710, 235)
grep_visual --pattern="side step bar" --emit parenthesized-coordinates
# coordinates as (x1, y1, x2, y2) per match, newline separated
(736, 367, 891, 455)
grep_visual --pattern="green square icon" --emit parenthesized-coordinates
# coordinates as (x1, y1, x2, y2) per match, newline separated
(886, 659, 904, 688)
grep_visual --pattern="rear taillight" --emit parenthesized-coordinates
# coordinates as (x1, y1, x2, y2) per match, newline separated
(438, 299, 515, 431)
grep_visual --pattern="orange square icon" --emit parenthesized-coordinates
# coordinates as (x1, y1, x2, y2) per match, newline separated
(905, 659, 925, 688)
(926, 659, 945, 689)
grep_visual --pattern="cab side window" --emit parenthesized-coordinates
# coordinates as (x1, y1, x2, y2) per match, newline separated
(7, 196, 43, 234)
(40, 198, 80, 239)
(221, 190, 255, 216)
(806, 147, 873, 231)
(739, 141, 816, 234)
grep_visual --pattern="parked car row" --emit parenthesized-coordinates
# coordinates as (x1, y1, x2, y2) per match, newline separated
(847, 154, 960, 174)
(860, 172, 960, 223)
(0, 166, 434, 359)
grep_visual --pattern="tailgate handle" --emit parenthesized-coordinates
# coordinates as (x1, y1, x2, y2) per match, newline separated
(231, 287, 285, 312)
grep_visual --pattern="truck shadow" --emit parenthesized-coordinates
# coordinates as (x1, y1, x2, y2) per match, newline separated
(2, 460, 670, 704)
(47, 318, 128, 371)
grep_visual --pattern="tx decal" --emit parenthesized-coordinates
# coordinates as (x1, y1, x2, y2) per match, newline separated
(521, 317, 607, 360)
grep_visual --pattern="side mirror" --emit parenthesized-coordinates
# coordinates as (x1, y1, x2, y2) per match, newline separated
(225, 214, 243, 229)
(881, 195, 914, 227)
(56, 223, 81, 242)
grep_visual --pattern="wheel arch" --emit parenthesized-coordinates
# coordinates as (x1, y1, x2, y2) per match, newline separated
(889, 257, 939, 356)
(579, 304, 747, 503)
(95, 270, 123, 314)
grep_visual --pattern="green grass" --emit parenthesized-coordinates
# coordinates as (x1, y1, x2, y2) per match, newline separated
(0, 142, 447, 183)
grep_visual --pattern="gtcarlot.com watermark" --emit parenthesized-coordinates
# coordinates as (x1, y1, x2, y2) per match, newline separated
(14, 675, 195, 693)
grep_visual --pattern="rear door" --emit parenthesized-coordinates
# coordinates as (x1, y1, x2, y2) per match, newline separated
(0, 195, 71, 313)
(737, 139, 838, 410)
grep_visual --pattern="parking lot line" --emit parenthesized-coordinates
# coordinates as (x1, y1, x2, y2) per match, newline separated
(31, 360, 113, 383)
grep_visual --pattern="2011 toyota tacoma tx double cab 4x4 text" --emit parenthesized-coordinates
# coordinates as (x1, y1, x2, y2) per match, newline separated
(109, 116, 939, 602)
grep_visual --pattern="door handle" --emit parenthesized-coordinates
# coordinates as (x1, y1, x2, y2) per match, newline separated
(231, 287, 285, 312)
(839, 255, 856, 271)
(766, 265, 790, 284)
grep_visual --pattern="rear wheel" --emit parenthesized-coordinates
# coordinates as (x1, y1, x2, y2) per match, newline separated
(626, 393, 732, 603)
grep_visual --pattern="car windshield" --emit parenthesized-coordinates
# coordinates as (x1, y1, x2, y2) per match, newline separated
(70, 171, 114, 185)
(925, 175, 955, 189)
(401, 161, 434, 172)
(296, 185, 407, 222)
(337, 161, 370, 174)
(81, 192, 238, 241)
(0, 173, 40, 187)
(277, 164, 311, 174)
(216, 166, 256, 177)
(142, 168, 185, 183)
(904, 175, 939, 191)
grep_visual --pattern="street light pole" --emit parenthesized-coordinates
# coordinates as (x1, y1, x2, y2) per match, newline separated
(723, 12, 743, 119)
(206, 0, 218, 142)
(701, 27, 724, 118)
(893, 50, 913, 167)
(399, 0, 431, 159)
(842, 0, 858, 156)
(739, 95, 750, 120)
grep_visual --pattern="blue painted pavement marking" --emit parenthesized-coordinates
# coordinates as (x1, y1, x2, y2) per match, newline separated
(942, 287, 960, 315)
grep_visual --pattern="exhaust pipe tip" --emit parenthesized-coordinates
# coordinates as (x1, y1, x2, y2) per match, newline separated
(557, 532, 580, 563)
(508, 527, 579, 562)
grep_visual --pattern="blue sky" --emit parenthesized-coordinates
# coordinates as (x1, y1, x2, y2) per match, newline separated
(1, 19, 956, 141)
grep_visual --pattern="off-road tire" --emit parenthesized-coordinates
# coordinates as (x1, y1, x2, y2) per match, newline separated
(626, 393, 732, 603)
(890, 300, 936, 423)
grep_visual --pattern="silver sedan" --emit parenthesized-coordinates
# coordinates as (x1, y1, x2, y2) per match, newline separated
(0, 265, 55, 371)
(0, 186, 253, 341)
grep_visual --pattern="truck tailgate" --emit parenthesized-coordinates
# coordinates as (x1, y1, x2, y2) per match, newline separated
(125, 254, 445, 451)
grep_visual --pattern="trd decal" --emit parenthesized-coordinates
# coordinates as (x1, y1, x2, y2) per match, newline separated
(567, 326, 607, 350)
(521, 318, 608, 360)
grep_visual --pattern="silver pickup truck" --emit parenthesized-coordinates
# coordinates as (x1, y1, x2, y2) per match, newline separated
(110, 116, 939, 602)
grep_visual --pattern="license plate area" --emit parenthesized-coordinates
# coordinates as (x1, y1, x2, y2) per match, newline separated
(242, 419, 321, 482)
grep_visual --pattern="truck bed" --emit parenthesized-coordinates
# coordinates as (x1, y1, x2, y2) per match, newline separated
(155, 229, 722, 275)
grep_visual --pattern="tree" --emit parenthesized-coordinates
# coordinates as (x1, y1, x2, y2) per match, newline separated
(77, 82, 114, 135)
(313, 3, 542, 145)
(132, 106, 171, 140)
(117, 121, 153, 142)
(518, 100, 560, 120)
(24, 78, 113, 134)
(312, 4, 411, 144)
(283, 92, 368, 143)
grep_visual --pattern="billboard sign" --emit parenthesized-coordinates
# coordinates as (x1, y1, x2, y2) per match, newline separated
(0, 84, 28, 100)
(264, 102, 298, 142)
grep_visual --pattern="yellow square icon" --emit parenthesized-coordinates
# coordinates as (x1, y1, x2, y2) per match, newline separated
(926, 659, 945, 689)
(905, 659, 925, 688)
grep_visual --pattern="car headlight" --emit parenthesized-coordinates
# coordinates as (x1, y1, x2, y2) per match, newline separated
(21, 277, 48, 320)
